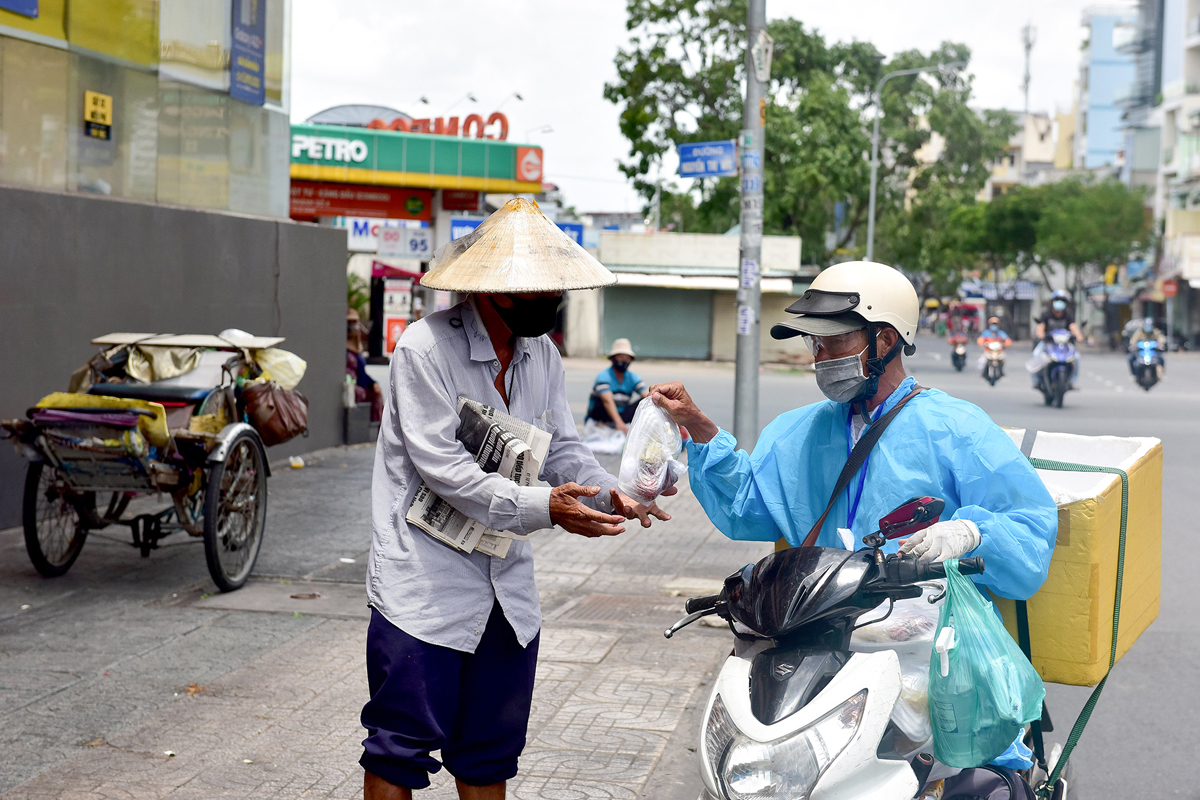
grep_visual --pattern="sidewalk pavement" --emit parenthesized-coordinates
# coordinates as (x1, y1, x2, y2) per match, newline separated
(2, 458, 770, 799)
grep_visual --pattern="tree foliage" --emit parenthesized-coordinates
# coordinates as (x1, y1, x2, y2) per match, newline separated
(887, 179, 1150, 298)
(603, 0, 1015, 265)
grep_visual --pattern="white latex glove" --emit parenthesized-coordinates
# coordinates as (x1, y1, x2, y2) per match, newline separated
(898, 519, 981, 562)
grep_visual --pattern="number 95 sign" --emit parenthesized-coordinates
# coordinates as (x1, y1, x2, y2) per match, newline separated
(378, 227, 431, 259)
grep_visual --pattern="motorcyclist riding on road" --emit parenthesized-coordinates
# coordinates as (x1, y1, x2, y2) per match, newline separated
(977, 316, 1012, 347)
(1128, 317, 1167, 376)
(1032, 290, 1083, 389)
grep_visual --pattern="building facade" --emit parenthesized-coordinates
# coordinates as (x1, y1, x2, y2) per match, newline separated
(0, 0, 292, 217)
(1076, 7, 1139, 169)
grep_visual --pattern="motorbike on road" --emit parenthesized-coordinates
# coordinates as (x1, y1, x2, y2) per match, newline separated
(1132, 340, 1163, 391)
(666, 498, 1071, 800)
(981, 341, 1006, 386)
(1035, 331, 1076, 408)
(949, 334, 968, 372)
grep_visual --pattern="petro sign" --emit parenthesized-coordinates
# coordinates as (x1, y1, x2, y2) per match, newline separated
(292, 134, 368, 163)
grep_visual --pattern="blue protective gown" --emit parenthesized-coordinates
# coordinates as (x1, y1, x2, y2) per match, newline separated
(686, 376, 1057, 600)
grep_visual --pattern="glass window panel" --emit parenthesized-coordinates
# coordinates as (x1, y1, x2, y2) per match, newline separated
(0, 0, 66, 42)
(0, 36, 69, 189)
(156, 80, 229, 209)
(158, 0, 230, 91)
(67, 54, 158, 199)
(68, 0, 159, 68)
(264, 0, 288, 110)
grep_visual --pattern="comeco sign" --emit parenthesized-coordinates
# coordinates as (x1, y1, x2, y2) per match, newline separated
(292, 135, 368, 163)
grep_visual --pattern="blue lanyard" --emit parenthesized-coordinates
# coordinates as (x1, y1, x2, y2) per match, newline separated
(845, 404, 885, 530)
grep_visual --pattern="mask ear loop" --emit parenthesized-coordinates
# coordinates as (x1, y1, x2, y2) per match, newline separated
(857, 323, 904, 423)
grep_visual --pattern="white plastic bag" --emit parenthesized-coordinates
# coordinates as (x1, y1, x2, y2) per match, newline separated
(617, 401, 687, 504)
(581, 418, 627, 455)
(850, 584, 944, 748)
(1025, 350, 1051, 373)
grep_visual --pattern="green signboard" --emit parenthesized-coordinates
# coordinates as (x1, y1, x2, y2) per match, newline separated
(289, 123, 543, 193)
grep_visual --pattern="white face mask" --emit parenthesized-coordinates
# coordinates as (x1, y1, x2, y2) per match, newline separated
(814, 346, 869, 403)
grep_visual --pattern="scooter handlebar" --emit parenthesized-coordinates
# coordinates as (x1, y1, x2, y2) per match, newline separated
(685, 594, 722, 614)
(916, 556, 984, 580)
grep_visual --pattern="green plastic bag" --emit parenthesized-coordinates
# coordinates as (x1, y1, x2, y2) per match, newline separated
(928, 560, 1046, 768)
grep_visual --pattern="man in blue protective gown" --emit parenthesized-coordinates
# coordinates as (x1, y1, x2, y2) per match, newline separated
(650, 260, 1057, 607)
(650, 262, 1058, 772)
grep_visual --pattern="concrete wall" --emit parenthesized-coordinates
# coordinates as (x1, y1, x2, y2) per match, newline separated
(599, 231, 802, 272)
(710, 291, 811, 365)
(0, 184, 346, 529)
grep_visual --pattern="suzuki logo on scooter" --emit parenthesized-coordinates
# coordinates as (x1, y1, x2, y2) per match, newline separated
(772, 659, 796, 680)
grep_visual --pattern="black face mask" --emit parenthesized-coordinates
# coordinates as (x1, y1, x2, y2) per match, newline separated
(492, 293, 563, 338)
(612, 359, 632, 372)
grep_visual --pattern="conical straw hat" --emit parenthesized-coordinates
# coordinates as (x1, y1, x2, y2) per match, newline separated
(421, 197, 616, 293)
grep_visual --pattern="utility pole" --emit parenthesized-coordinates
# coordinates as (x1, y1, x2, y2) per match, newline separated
(734, 0, 768, 450)
(1021, 23, 1037, 116)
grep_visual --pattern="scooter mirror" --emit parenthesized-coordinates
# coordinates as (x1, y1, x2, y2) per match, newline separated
(878, 496, 945, 540)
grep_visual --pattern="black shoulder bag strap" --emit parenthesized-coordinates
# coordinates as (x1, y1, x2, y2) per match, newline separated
(800, 385, 926, 548)
(1017, 427, 1049, 769)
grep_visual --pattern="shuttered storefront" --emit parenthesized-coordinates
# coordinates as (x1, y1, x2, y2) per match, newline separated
(601, 286, 713, 359)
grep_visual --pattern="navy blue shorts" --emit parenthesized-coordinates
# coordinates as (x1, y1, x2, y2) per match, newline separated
(360, 602, 539, 789)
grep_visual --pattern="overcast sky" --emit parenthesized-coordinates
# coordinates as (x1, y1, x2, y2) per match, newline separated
(291, 0, 1132, 214)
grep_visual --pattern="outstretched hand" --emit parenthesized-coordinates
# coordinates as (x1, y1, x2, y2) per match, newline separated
(610, 488, 675, 528)
(648, 381, 718, 443)
(550, 483, 626, 538)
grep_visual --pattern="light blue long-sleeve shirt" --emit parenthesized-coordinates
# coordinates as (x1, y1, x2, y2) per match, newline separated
(685, 376, 1057, 600)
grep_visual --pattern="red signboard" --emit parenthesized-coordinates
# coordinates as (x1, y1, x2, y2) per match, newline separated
(516, 146, 543, 183)
(1163, 279, 1178, 297)
(290, 181, 433, 221)
(385, 317, 408, 353)
(442, 190, 481, 211)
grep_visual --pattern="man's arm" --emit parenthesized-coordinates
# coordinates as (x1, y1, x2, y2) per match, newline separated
(1034, 321, 1046, 339)
(390, 346, 623, 538)
(1069, 322, 1084, 340)
(946, 418, 1057, 600)
(651, 382, 783, 542)
(599, 391, 626, 432)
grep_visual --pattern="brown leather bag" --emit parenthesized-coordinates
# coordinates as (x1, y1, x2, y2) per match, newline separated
(242, 381, 309, 446)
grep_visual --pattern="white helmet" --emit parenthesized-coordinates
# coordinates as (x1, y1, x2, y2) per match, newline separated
(770, 260, 920, 353)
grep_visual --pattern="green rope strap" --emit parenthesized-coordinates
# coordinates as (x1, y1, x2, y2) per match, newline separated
(1026, 458, 1129, 798)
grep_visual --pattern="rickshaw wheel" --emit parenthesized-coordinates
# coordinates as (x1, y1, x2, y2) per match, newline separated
(203, 431, 267, 592)
(23, 462, 91, 577)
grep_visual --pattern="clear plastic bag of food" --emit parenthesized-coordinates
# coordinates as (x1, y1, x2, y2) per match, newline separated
(617, 401, 687, 505)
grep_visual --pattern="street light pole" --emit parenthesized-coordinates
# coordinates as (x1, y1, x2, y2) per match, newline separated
(734, 0, 767, 450)
(865, 62, 965, 262)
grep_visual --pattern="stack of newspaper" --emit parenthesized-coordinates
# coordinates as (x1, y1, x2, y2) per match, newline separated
(406, 397, 552, 558)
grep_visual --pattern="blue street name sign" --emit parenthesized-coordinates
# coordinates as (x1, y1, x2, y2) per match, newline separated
(678, 140, 737, 178)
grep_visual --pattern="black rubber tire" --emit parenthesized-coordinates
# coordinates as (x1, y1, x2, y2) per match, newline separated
(203, 431, 268, 592)
(23, 462, 90, 577)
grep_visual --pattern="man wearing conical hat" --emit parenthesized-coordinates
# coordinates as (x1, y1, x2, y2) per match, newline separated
(361, 198, 671, 799)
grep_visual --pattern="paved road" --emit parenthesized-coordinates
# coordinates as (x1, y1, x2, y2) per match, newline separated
(0, 331, 1192, 797)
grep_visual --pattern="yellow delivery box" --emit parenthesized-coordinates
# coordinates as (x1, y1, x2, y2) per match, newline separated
(993, 430, 1162, 686)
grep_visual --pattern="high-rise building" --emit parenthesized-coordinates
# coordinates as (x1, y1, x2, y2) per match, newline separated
(1075, 7, 1139, 169)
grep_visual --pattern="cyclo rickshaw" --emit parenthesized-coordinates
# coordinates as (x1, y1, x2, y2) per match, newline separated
(2, 332, 306, 591)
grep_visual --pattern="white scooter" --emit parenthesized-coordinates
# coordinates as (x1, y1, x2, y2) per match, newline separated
(665, 498, 1069, 800)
